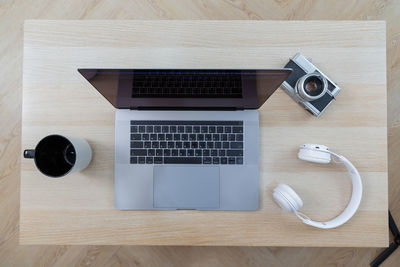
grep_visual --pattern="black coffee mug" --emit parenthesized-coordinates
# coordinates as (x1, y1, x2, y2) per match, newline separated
(24, 134, 92, 178)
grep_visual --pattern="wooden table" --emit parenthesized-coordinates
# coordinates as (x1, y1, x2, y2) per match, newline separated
(21, 20, 387, 247)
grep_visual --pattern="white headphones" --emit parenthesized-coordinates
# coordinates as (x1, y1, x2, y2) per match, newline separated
(273, 144, 362, 229)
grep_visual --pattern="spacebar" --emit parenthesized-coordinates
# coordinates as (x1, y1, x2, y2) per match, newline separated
(164, 157, 202, 164)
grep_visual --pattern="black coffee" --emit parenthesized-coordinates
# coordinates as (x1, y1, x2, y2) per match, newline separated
(33, 135, 76, 177)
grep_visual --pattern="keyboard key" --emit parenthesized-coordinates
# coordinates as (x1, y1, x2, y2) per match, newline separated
(131, 149, 147, 156)
(162, 126, 169, 133)
(166, 134, 173, 141)
(232, 127, 243, 133)
(130, 157, 138, 164)
(201, 126, 208, 133)
(215, 142, 221, 149)
(209, 126, 216, 133)
(213, 134, 220, 141)
(183, 142, 190, 148)
(224, 126, 232, 133)
(199, 142, 206, 149)
(154, 126, 161, 133)
(164, 149, 171, 156)
(197, 134, 204, 141)
(227, 150, 243, 156)
(170, 126, 177, 133)
(146, 157, 153, 164)
(193, 126, 200, 133)
(139, 157, 146, 164)
(221, 157, 227, 164)
(230, 142, 243, 149)
(187, 149, 194, 156)
(221, 134, 227, 141)
(185, 126, 192, 133)
(207, 142, 214, 149)
(144, 141, 151, 148)
(219, 150, 226, 156)
(160, 142, 167, 148)
(157, 134, 165, 141)
(152, 141, 159, 148)
(181, 134, 188, 141)
(131, 126, 138, 133)
(228, 157, 236, 164)
(203, 150, 210, 156)
(142, 134, 149, 140)
(164, 157, 202, 164)
(131, 134, 141, 140)
(150, 134, 157, 140)
(148, 149, 155, 156)
(174, 134, 180, 141)
(223, 142, 229, 148)
(176, 142, 183, 148)
(178, 126, 185, 133)
(211, 149, 218, 156)
(217, 126, 223, 133)
(212, 157, 220, 164)
(189, 134, 196, 141)
(154, 157, 163, 164)
(131, 141, 143, 148)
(228, 134, 235, 141)
(236, 157, 243, 164)
(156, 149, 163, 156)
(236, 134, 243, 141)
(179, 149, 186, 156)
(205, 134, 212, 141)
(190, 142, 198, 148)
(195, 149, 202, 156)
(168, 141, 174, 148)
(172, 149, 179, 156)
(146, 126, 153, 133)
(203, 157, 212, 164)
(139, 126, 145, 133)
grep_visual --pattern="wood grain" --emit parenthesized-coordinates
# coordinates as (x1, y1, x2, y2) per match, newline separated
(20, 20, 387, 247)
(1, 0, 400, 266)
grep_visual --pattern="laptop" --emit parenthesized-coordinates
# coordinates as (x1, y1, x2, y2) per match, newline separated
(78, 69, 291, 210)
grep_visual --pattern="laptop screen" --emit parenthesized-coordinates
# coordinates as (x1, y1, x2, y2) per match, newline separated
(78, 69, 291, 109)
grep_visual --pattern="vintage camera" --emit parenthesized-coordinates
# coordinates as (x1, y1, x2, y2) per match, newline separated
(281, 53, 341, 116)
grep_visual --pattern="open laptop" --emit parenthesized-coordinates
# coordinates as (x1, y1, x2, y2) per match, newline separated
(78, 69, 291, 210)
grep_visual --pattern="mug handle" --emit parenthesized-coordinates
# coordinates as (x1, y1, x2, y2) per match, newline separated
(23, 149, 35, 159)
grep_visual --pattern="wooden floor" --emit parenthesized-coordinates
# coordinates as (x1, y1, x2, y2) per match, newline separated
(0, 0, 399, 266)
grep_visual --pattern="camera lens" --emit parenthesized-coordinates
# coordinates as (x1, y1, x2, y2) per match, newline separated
(295, 73, 328, 101)
(304, 76, 323, 96)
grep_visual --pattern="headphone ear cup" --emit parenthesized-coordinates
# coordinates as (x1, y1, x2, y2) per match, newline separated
(298, 146, 331, 164)
(273, 190, 293, 212)
(273, 184, 303, 212)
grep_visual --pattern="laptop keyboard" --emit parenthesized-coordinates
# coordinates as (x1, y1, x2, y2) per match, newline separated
(130, 120, 244, 165)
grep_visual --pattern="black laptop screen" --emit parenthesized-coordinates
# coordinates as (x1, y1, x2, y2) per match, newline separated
(78, 69, 291, 109)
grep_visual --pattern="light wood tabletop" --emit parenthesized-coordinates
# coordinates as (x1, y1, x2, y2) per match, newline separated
(21, 20, 387, 247)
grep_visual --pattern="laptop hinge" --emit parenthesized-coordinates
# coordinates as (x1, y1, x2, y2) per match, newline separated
(132, 107, 240, 111)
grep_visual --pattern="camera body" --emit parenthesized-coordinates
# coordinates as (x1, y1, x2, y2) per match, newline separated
(281, 53, 341, 116)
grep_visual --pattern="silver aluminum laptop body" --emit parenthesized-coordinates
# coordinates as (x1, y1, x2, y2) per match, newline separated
(115, 109, 259, 210)
(78, 68, 292, 211)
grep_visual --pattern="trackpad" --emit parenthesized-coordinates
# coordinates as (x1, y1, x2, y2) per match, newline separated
(153, 166, 220, 209)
